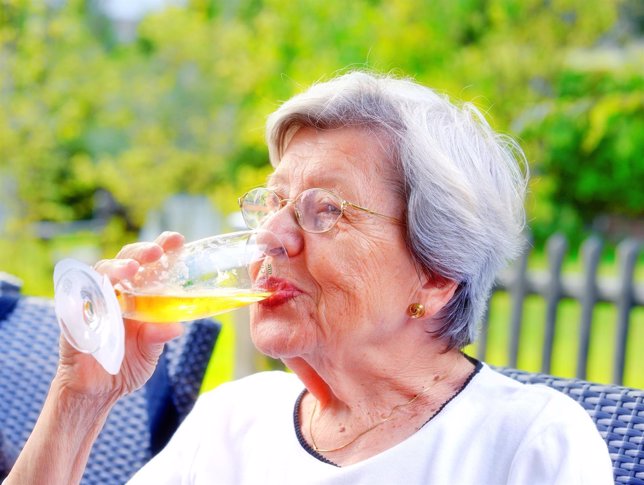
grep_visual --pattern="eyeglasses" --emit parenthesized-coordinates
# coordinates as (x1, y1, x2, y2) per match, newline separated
(238, 187, 401, 234)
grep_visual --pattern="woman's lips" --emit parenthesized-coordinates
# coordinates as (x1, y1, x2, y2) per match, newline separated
(255, 276, 302, 308)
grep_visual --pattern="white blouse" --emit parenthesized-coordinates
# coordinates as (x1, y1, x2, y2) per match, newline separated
(128, 362, 613, 485)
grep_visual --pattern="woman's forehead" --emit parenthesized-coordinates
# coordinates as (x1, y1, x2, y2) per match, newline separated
(268, 128, 389, 189)
(267, 164, 384, 204)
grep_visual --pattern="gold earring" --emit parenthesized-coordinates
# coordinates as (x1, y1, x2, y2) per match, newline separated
(407, 303, 425, 319)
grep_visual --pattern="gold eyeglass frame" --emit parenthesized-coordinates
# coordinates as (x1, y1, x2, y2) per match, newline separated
(238, 187, 402, 234)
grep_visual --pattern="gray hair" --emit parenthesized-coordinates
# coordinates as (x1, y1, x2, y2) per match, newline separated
(265, 71, 528, 350)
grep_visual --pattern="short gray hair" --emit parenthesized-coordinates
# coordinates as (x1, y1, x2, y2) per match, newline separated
(265, 71, 528, 350)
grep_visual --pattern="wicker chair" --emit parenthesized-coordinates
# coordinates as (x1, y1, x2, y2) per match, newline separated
(496, 367, 644, 484)
(0, 294, 220, 484)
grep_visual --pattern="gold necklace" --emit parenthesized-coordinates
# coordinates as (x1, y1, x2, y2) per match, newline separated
(308, 371, 451, 454)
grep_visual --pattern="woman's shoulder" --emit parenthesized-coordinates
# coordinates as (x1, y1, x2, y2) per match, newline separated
(469, 365, 613, 481)
(451, 362, 609, 460)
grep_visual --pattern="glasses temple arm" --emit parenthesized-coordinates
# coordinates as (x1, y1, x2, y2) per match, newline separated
(345, 202, 403, 225)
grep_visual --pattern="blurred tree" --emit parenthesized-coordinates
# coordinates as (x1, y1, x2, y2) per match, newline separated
(0, 0, 635, 250)
(517, 57, 643, 243)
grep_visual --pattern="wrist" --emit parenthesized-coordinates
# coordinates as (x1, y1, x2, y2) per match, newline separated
(51, 373, 121, 418)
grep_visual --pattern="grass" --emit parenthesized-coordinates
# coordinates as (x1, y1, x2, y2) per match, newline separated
(464, 292, 644, 388)
(461, 240, 644, 388)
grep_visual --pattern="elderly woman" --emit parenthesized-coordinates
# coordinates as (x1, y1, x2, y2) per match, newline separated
(5, 72, 611, 484)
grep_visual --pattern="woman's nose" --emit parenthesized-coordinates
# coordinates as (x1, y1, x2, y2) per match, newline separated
(259, 204, 304, 259)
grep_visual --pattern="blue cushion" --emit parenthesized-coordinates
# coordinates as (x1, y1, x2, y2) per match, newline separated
(0, 429, 18, 480)
(0, 294, 18, 328)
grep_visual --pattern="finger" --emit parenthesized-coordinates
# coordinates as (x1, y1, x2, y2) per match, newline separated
(153, 231, 185, 252)
(137, 322, 184, 357)
(94, 258, 140, 283)
(115, 242, 164, 264)
(140, 321, 184, 345)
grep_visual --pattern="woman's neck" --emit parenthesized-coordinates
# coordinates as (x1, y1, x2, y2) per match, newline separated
(287, 348, 475, 466)
(284, 333, 465, 408)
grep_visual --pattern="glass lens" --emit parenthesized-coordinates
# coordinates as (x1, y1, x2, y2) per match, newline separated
(297, 188, 343, 233)
(241, 188, 280, 229)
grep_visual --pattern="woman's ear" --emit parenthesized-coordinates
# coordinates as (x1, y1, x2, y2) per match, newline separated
(417, 273, 458, 319)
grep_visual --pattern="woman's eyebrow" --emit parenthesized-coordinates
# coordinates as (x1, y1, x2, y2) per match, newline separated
(265, 172, 349, 197)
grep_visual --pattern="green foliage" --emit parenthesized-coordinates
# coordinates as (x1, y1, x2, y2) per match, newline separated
(519, 67, 644, 244)
(1, 0, 640, 294)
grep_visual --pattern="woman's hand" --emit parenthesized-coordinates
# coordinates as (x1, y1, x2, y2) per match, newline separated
(56, 231, 186, 400)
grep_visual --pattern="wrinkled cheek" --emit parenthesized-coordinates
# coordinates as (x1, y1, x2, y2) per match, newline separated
(331, 239, 383, 289)
(316, 284, 368, 336)
(336, 262, 377, 306)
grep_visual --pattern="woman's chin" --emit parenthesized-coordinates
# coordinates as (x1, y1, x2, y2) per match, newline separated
(250, 322, 307, 360)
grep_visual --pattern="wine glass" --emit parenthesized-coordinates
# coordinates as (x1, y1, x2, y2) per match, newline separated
(53, 229, 286, 374)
